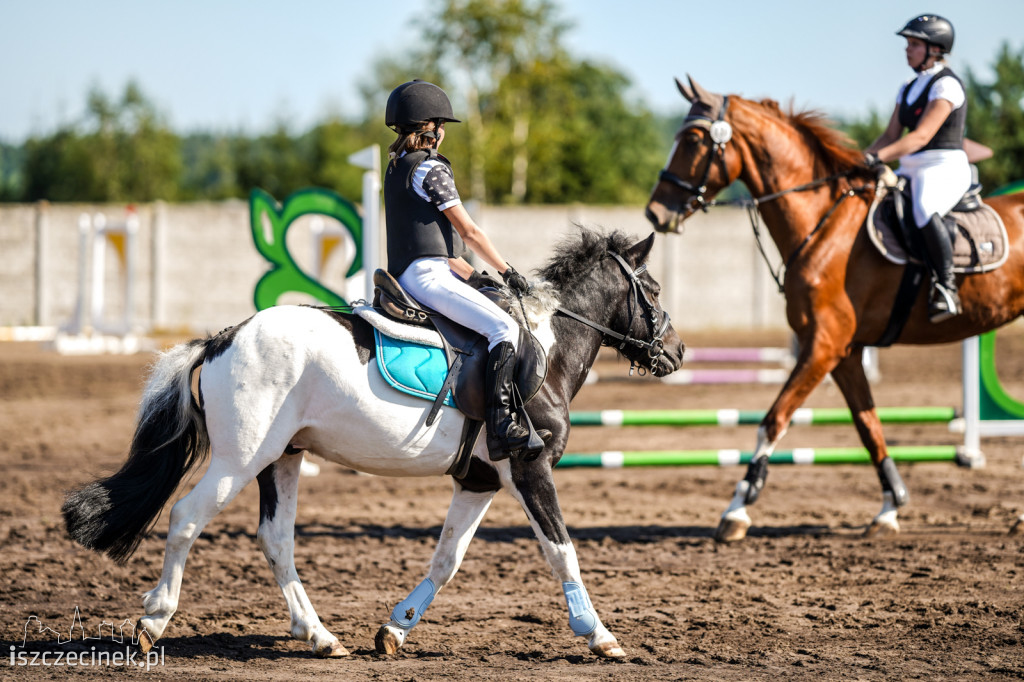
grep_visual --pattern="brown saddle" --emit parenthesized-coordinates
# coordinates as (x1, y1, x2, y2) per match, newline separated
(866, 179, 1008, 274)
(371, 269, 548, 472)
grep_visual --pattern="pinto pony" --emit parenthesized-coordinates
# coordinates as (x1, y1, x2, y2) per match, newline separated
(62, 229, 684, 659)
(646, 76, 1024, 542)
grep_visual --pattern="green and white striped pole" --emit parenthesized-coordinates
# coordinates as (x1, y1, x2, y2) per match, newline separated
(555, 446, 959, 468)
(569, 406, 955, 427)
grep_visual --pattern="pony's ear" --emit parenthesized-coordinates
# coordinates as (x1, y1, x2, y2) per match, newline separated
(625, 232, 657, 267)
(688, 75, 723, 111)
(675, 76, 696, 103)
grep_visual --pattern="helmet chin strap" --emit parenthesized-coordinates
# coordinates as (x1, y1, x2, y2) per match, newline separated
(913, 46, 941, 73)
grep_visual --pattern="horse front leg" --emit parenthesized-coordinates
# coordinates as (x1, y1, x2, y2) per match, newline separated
(506, 461, 625, 659)
(256, 456, 348, 658)
(375, 482, 497, 654)
(829, 348, 908, 537)
(715, 334, 842, 543)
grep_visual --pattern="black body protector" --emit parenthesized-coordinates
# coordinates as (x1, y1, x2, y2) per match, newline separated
(898, 67, 965, 152)
(384, 149, 467, 277)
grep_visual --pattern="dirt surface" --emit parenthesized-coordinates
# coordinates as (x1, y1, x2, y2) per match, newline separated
(2, 331, 1023, 680)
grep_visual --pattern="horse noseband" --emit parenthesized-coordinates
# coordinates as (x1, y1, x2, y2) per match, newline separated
(553, 252, 672, 376)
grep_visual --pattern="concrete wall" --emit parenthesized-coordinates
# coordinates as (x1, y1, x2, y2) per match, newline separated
(0, 200, 788, 335)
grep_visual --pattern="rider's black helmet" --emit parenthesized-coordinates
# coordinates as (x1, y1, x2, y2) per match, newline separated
(385, 80, 460, 131)
(897, 14, 954, 54)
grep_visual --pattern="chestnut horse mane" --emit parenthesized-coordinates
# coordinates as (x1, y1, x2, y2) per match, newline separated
(745, 97, 871, 179)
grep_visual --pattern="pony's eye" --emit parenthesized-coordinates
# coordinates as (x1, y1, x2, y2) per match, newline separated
(684, 131, 702, 145)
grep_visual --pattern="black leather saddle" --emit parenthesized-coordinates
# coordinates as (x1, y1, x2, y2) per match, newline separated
(371, 269, 548, 471)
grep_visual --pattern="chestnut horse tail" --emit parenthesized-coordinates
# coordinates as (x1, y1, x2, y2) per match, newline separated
(62, 339, 211, 564)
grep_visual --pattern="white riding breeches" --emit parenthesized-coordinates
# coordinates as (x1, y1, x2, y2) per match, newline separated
(898, 149, 972, 227)
(399, 257, 518, 352)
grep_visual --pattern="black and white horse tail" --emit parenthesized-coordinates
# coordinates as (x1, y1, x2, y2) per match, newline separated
(62, 338, 211, 564)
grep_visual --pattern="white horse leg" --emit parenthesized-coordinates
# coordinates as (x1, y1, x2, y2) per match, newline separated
(867, 491, 901, 537)
(716, 424, 783, 543)
(137, 459, 251, 651)
(256, 456, 347, 658)
(505, 467, 625, 659)
(375, 483, 496, 654)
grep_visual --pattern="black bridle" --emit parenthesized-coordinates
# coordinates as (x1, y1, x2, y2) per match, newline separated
(658, 95, 733, 215)
(656, 96, 871, 291)
(553, 251, 671, 376)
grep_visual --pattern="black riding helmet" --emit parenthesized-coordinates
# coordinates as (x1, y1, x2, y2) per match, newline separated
(897, 14, 954, 54)
(385, 80, 461, 131)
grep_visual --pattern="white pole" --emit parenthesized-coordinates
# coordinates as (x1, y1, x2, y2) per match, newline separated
(67, 213, 92, 335)
(960, 336, 984, 466)
(152, 201, 167, 332)
(90, 213, 107, 333)
(348, 144, 381, 302)
(34, 202, 49, 326)
(124, 210, 138, 333)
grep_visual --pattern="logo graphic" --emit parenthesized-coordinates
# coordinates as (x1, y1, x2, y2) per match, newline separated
(249, 187, 363, 311)
(9, 606, 164, 671)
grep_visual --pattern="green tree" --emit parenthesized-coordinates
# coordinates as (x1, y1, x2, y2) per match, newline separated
(367, 0, 666, 205)
(234, 122, 313, 199)
(21, 81, 180, 202)
(839, 109, 886, 151)
(964, 42, 1024, 192)
(422, 0, 569, 201)
(180, 133, 240, 200)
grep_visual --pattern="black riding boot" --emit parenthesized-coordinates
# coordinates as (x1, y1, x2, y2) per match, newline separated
(921, 214, 961, 323)
(485, 341, 534, 461)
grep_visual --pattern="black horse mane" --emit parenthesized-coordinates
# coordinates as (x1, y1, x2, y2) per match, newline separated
(536, 227, 635, 289)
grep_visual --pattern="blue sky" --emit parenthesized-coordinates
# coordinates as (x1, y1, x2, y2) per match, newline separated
(3, 1, 1022, 143)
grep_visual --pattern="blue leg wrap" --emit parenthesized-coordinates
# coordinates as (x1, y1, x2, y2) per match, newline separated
(390, 578, 437, 630)
(562, 582, 598, 636)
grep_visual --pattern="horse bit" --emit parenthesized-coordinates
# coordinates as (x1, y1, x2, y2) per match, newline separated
(553, 251, 671, 376)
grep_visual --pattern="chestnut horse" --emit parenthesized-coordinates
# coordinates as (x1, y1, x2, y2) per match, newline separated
(646, 76, 1024, 542)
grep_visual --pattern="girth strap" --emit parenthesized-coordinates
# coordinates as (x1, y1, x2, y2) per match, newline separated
(873, 263, 926, 347)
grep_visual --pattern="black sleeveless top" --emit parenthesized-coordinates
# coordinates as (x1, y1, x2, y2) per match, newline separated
(383, 150, 467, 277)
(898, 66, 966, 152)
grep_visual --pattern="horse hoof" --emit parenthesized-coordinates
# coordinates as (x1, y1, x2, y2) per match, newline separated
(864, 519, 900, 537)
(313, 640, 350, 658)
(589, 638, 626, 659)
(714, 516, 750, 543)
(136, 623, 155, 654)
(374, 626, 402, 655)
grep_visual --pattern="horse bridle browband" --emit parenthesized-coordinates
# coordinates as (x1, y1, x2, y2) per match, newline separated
(553, 251, 671, 375)
(658, 95, 733, 214)
(657, 96, 872, 292)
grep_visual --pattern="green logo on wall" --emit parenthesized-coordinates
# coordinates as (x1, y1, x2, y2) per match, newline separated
(249, 187, 362, 311)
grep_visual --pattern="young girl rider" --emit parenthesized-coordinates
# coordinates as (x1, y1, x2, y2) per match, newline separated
(865, 14, 971, 323)
(383, 80, 540, 461)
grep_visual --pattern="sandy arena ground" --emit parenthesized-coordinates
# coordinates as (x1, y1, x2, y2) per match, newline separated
(1, 330, 1022, 680)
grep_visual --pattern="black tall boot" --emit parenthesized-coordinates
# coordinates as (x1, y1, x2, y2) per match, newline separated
(921, 214, 961, 323)
(485, 341, 534, 461)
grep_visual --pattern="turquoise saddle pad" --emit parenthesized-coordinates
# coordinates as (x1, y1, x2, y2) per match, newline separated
(374, 329, 454, 407)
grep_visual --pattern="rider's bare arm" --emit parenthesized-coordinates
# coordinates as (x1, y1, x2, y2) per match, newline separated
(444, 203, 511, 276)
